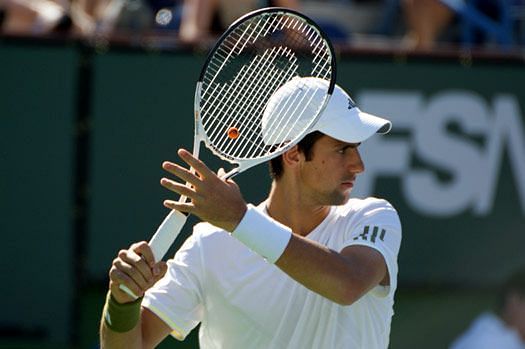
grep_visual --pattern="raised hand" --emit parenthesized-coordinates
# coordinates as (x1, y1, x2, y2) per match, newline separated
(161, 149, 247, 232)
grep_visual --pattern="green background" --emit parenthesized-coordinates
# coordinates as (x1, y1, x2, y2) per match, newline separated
(1, 37, 524, 348)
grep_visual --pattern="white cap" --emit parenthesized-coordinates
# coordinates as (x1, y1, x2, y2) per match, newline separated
(261, 77, 391, 145)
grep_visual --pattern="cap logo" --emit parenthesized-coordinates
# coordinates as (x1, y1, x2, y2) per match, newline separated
(348, 97, 356, 110)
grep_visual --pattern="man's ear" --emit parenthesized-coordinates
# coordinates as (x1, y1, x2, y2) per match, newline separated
(282, 145, 302, 168)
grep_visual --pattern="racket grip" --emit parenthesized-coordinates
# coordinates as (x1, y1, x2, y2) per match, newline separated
(119, 284, 139, 300)
(117, 209, 188, 300)
(148, 209, 188, 262)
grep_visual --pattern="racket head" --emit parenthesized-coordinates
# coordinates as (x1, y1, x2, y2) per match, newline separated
(194, 7, 336, 173)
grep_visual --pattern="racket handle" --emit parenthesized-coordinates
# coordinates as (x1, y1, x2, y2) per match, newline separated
(117, 209, 188, 300)
(119, 284, 139, 300)
(148, 209, 188, 261)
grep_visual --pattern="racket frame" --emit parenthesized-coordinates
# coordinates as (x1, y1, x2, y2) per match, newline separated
(194, 7, 337, 178)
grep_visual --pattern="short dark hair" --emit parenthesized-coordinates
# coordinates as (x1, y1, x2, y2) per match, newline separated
(268, 131, 325, 180)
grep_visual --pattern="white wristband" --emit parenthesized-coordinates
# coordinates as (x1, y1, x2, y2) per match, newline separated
(232, 204, 292, 263)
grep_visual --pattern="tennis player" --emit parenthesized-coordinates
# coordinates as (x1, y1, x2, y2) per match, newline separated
(100, 78, 402, 349)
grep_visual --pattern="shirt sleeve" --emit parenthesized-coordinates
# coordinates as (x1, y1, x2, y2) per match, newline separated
(142, 233, 204, 340)
(341, 198, 402, 298)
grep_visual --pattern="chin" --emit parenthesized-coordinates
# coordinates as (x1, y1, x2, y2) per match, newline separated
(329, 192, 351, 206)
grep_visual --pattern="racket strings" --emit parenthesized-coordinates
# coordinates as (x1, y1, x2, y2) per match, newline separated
(203, 46, 291, 151)
(247, 37, 332, 149)
(203, 16, 297, 156)
(207, 75, 323, 160)
(200, 11, 334, 161)
(237, 56, 331, 159)
(262, 86, 324, 147)
(208, 46, 298, 158)
(200, 20, 269, 112)
(201, 14, 275, 98)
(261, 59, 332, 147)
(202, 13, 283, 99)
(202, 21, 259, 91)
(206, 45, 299, 159)
(263, 49, 333, 146)
(206, 45, 286, 122)
(202, 14, 311, 111)
(229, 56, 297, 159)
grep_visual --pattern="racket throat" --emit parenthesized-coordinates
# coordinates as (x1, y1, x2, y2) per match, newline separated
(221, 167, 240, 180)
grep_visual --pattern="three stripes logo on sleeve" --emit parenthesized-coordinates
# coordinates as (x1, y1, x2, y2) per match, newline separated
(353, 226, 386, 243)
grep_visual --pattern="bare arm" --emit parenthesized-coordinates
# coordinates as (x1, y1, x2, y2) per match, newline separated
(275, 236, 387, 305)
(100, 313, 143, 349)
(99, 242, 174, 349)
(100, 307, 173, 349)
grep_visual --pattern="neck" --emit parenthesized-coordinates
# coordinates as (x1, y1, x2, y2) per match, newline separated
(266, 180, 331, 237)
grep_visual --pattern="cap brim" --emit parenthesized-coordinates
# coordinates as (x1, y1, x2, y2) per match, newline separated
(315, 107, 392, 144)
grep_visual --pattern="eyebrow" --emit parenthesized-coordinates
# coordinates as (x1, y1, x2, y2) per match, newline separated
(335, 142, 361, 149)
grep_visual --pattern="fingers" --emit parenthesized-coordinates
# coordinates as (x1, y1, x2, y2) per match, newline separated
(177, 148, 215, 179)
(161, 149, 220, 204)
(160, 178, 198, 199)
(109, 265, 143, 301)
(160, 149, 246, 231)
(131, 241, 156, 266)
(162, 148, 219, 187)
(108, 242, 168, 303)
(163, 200, 195, 214)
(162, 161, 201, 186)
(118, 249, 153, 287)
(155, 261, 168, 279)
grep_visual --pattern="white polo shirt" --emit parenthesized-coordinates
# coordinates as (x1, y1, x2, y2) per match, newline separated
(143, 197, 402, 348)
(450, 312, 525, 349)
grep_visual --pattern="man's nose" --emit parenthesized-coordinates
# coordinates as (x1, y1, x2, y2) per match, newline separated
(349, 150, 365, 174)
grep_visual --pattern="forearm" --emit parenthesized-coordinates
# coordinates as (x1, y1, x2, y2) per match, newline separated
(100, 319, 144, 349)
(99, 291, 146, 349)
(232, 205, 387, 305)
(101, 241, 172, 348)
(275, 234, 383, 305)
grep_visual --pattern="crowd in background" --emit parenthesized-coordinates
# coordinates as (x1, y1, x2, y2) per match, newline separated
(1, 0, 524, 51)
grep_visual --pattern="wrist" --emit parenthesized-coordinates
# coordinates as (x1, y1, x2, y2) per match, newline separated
(228, 203, 247, 232)
(231, 204, 292, 263)
(103, 291, 142, 332)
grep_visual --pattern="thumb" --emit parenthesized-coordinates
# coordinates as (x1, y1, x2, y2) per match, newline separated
(217, 167, 226, 178)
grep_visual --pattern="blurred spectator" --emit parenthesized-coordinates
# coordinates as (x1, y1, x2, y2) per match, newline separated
(450, 267, 525, 349)
(69, 0, 109, 35)
(0, 0, 117, 36)
(88, 0, 180, 35)
(178, 0, 300, 44)
(0, 0, 179, 36)
(401, 0, 457, 49)
(401, 0, 525, 50)
(0, 0, 72, 34)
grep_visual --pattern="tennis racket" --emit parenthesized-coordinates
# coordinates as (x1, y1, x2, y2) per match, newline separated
(120, 7, 336, 299)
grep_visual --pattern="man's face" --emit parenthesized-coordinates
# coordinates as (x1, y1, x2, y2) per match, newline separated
(298, 135, 364, 206)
